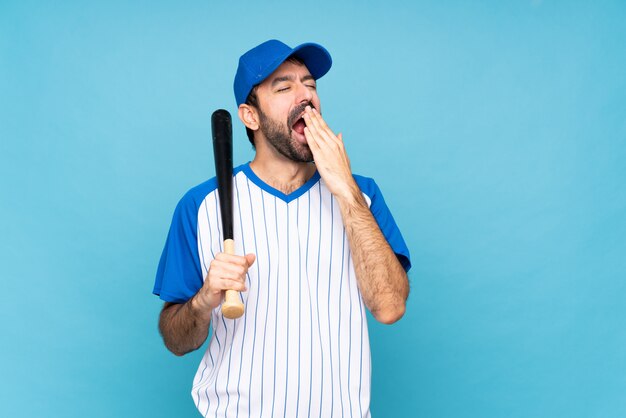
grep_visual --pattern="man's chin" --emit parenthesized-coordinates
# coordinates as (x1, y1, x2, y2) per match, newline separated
(286, 146, 313, 163)
(264, 128, 313, 163)
(288, 152, 313, 164)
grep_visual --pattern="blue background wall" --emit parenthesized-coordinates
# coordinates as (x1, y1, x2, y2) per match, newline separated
(1, 1, 625, 417)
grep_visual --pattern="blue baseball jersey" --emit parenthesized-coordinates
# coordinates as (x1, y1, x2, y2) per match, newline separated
(154, 163, 411, 418)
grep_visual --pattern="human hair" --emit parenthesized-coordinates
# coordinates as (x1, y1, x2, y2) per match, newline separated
(243, 55, 306, 147)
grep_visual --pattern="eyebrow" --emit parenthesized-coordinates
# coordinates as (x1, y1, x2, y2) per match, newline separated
(270, 74, 316, 87)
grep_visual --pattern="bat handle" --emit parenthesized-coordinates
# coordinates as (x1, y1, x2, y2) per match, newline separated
(221, 238, 245, 319)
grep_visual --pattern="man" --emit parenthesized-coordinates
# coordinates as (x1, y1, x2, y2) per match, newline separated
(154, 39, 411, 417)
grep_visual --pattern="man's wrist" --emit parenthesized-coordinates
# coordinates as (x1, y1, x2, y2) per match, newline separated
(188, 294, 213, 323)
(334, 182, 366, 211)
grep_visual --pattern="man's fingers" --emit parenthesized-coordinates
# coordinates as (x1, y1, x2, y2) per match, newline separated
(245, 253, 256, 267)
(213, 252, 256, 274)
(214, 252, 250, 265)
(206, 270, 247, 292)
(304, 106, 342, 147)
(214, 278, 247, 292)
(206, 251, 256, 291)
(199, 252, 255, 311)
(211, 259, 248, 278)
(304, 126, 319, 148)
(310, 107, 332, 131)
(304, 107, 328, 139)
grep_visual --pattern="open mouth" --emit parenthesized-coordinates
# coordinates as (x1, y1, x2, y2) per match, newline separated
(289, 103, 313, 137)
(292, 116, 306, 135)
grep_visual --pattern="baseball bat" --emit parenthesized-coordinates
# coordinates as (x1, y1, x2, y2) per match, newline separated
(211, 109, 244, 319)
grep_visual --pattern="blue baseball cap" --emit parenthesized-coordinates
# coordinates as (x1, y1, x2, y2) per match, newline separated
(234, 39, 332, 106)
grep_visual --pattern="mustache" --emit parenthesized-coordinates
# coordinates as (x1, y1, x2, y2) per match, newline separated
(288, 102, 316, 128)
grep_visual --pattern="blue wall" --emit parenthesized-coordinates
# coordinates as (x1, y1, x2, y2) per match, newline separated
(1, 1, 625, 417)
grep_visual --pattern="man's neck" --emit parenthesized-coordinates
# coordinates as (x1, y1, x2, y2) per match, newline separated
(249, 156, 316, 195)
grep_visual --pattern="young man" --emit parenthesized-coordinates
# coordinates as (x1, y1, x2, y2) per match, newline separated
(154, 39, 411, 417)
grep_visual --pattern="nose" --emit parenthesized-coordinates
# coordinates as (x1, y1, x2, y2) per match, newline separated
(296, 81, 314, 104)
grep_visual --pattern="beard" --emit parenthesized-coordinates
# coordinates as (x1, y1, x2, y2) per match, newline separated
(258, 102, 314, 163)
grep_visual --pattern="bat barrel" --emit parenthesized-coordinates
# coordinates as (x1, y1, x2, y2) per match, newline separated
(212, 109, 234, 241)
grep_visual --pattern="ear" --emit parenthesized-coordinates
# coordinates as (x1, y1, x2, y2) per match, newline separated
(238, 104, 259, 131)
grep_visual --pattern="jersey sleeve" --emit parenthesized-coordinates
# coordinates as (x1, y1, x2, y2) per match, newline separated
(153, 191, 205, 303)
(355, 176, 412, 272)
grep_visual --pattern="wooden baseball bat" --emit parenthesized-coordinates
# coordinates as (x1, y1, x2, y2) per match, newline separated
(211, 109, 244, 319)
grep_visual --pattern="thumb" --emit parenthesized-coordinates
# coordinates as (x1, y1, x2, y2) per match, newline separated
(337, 133, 343, 141)
(245, 253, 256, 267)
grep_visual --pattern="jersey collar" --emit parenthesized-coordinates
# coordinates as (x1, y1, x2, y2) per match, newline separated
(240, 162, 321, 203)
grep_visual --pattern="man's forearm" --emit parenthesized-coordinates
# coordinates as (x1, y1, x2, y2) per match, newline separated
(300, 106, 409, 323)
(337, 187, 409, 324)
(159, 297, 212, 356)
(158, 252, 254, 356)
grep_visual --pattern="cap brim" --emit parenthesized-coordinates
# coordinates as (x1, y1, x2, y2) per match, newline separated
(290, 43, 333, 80)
